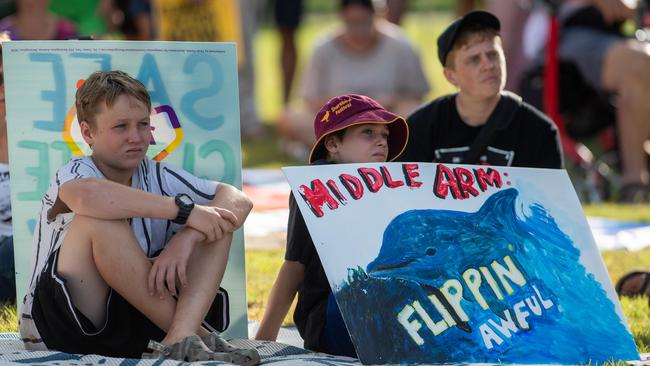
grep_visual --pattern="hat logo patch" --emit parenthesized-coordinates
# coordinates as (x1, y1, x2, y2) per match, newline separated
(321, 110, 330, 123)
(331, 98, 352, 116)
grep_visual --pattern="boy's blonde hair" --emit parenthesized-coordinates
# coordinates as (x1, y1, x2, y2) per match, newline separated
(75, 71, 151, 126)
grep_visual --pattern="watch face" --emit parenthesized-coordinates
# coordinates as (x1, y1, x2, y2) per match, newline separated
(179, 194, 193, 205)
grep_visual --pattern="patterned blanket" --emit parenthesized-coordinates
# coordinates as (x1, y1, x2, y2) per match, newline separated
(2, 333, 648, 365)
(0, 333, 359, 365)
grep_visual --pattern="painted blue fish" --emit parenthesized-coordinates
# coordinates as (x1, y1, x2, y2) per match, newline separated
(335, 188, 638, 364)
(366, 188, 539, 331)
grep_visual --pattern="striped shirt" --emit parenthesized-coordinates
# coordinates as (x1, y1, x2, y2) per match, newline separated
(19, 156, 219, 348)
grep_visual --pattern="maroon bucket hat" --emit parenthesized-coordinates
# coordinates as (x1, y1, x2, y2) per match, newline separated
(308, 94, 409, 163)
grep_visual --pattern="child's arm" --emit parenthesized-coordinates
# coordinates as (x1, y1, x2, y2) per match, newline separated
(204, 182, 253, 230)
(147, 183, 253, 297)
(173, 182, 253, 243)
(57, 177, 179, 220)
(57, 178, 251, 242)
(255, 260, 305, 341)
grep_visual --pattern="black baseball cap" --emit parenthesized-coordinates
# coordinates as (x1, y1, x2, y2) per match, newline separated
(437, 10, 500, 66)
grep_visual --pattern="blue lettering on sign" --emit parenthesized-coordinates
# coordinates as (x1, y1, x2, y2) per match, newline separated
(29, 53, 65, 131)
(137, 53, 172, 107)
(51, 141, 73, 163)
(182, 143, 195, 175)
(181, 54, 225, 130)
(16, 141, 49, 200)
(200, 140, 235, 184)
(27, 219, 35, 235)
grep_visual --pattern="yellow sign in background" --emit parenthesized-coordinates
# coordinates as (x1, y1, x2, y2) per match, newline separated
(154, 0, 245, 64)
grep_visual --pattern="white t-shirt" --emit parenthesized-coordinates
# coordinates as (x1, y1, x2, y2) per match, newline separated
(0, 163, 11, 239)
(19, 156, 219, 348)
(301, 24, 430, 102)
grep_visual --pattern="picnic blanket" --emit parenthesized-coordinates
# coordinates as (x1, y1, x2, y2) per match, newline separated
(0, 333, 359, 365)
(1, 332, 648, 365)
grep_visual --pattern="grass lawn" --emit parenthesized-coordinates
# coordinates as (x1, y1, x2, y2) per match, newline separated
(0, 302, 17, 332)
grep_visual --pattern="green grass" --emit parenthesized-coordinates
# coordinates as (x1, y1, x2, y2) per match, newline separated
(584, 204, 650, 223)
(0, 302, 16, 332)
(603, 248, 650, 284)
(602, 248, 650, 353)
(245, 248, 296, 324)
(242, 128, 299, 168)
(234, 10, 649, 353)
(622, 296, 650, 353)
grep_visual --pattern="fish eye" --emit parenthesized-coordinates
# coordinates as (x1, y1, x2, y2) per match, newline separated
(425, 247, 436, 256)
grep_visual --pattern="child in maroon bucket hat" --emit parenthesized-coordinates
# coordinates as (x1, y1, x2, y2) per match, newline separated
(308, 94, 408, 164)
(256, 94, 408, 357)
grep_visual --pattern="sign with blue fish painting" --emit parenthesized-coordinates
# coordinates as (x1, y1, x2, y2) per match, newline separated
(282, 162, 639, 365)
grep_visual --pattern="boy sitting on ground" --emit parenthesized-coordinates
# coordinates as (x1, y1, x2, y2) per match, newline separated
(19, 70, 258, 364)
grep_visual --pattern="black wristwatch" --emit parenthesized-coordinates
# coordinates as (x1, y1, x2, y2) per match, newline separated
(173, 193, 194, 225)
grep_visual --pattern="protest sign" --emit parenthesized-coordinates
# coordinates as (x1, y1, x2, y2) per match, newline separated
(4, 40, 248, 338)
(283, 162, 639, 364)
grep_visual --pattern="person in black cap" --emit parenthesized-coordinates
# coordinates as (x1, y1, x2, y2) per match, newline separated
(398, 10, 562, 169)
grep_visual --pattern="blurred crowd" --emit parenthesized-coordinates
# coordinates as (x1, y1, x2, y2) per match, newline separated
(0, 0, 645, 196)
(0, 2, 643, 201)
(0, 0, 646, 161)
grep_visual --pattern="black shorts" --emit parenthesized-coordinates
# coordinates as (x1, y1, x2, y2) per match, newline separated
(31, 249, 166, 358)
(274, 0, 303, 29)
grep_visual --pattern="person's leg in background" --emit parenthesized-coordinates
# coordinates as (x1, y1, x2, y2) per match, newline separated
(239, 0, 265, 140)
(0, 236, 15, 303)
(275, 0, 303, 106)
(560, 25, 650, 202)
(601, 39, 650, 201)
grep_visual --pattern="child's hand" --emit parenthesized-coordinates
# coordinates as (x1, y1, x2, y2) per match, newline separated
(186, 204, 238, 242)
(147, 230, 198, 298)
